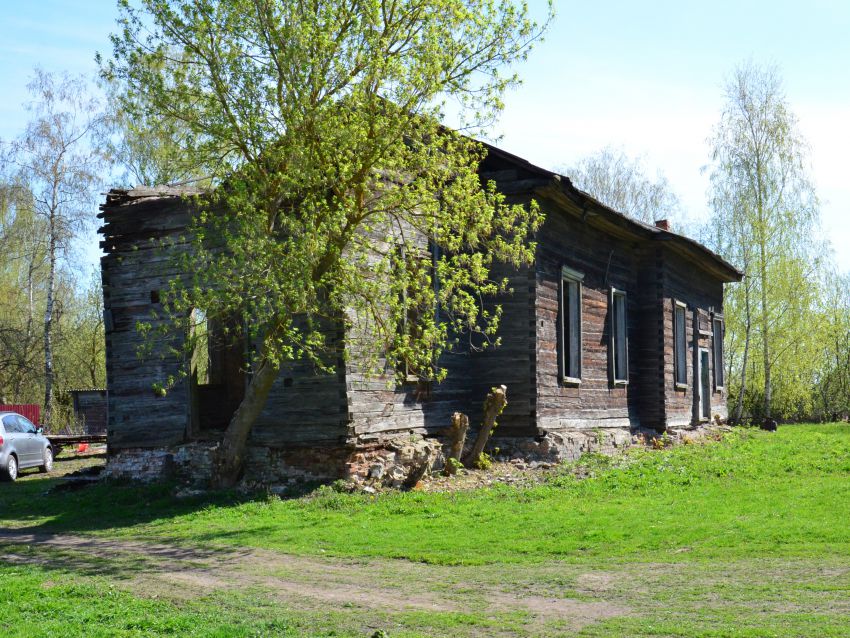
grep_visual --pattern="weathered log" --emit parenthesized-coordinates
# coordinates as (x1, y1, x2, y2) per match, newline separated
(444, 411, 469, 475)
(464, 385, 507, 469)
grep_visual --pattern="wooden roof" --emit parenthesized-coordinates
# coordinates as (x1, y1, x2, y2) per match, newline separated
(97, 143, 743, 284)
(480, 143, 744, 283)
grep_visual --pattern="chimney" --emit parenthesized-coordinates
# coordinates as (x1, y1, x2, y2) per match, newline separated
(654, 219, 670, 231)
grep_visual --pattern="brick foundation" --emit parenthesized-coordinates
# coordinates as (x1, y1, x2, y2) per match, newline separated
(104, 443, 218, 484)
(491, 427, 636, 463)
(105, 422, 724, 488)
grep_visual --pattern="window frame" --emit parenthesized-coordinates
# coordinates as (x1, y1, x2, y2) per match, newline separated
(559, 265, 584, 385)
(609, 287, 629, 386)
(712, 314, 725, 391)
(673, 300, 688, 390)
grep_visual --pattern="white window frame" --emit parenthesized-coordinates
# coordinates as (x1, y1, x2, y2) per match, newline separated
(559, 265, 584, 385)
(673, 300, 688, 390)
(609, 287, 628, 385)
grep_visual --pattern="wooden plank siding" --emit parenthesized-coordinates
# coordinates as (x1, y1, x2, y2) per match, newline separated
(464, 261, 535, 437)
(100, 144, 740, 457)
(477, 144, 739, 436)
(660, 250, 727, 428)
(342, 216, 479, 441)
(100, 190, 351, 451)
(531, 195, 646, 433)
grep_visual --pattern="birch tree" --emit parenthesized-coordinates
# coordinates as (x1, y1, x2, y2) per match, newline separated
(0, 183, 47, 402)
(104, 0, 551, 486)
(1, 70, 107, 424)
(812, 270, 850, 421)
(564, 147, 682, 225)
(706, 63, 820, 421)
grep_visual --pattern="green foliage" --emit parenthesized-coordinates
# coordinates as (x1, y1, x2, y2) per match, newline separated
(100, 60, 211, 188)
(473, 451, 494, 470)
(0, 181, 105, 409)
(810, 270, 850, 421)
(445, 456, 464, 475)
(103, 0, 551, 393)
(0, 70, 108, 423)
(704, 62, 828, 422)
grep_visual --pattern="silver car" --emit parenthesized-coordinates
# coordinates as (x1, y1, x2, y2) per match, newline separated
(0, 411, 53, 481)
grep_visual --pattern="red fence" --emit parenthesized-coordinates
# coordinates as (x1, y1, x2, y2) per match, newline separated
(0, 404, 41, 425)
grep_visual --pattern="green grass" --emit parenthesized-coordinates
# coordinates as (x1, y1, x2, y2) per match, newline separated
(0, 563, 391, 637)
(4, 425, 850, 565)
(1, 424, 849, 636)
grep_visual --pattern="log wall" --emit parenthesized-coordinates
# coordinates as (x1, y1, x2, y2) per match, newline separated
(101, 192, 195, 448)
(101, 190, 350, 451)
(101, 147, 736, 465)
(343, 219, 478, 441)
(532, 197, 653, 432)
(661, 249, 727, 427)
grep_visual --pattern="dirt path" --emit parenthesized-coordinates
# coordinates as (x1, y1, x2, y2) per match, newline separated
(0, 530, 626, 631)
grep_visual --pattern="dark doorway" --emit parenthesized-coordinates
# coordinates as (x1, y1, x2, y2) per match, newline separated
(189, 310, 246, 434)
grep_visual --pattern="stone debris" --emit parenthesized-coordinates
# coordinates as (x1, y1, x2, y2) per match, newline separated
(100, 423, 730, 494)
(346, 435, 441, 490)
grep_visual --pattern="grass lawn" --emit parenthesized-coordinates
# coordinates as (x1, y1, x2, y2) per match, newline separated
(1, 424, 849, 636)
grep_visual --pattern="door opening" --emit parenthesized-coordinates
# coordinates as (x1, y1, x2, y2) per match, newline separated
(189, 309, 247, 434)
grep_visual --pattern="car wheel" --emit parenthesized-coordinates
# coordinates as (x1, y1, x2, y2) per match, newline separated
(2, 454, 18, 482)
(40, 447, 53, 474)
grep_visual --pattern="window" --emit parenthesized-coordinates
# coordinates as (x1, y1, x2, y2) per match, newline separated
(674, 301, 688, 388)
(609, 288, 628, 384)
(559, 266, 583, 383)
(189, 308, 210, 385)
(17, 415, 37, 434)
(1, 415, 20, 433)
(713, 316, 725, 390)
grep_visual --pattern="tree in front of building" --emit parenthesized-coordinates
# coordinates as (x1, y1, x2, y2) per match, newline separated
(104, 0, 552, 486)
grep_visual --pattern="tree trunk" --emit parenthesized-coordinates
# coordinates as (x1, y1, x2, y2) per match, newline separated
(212, 357, 280, 488)
(759, 239, 771, 420)
(464, 385, 507, 469)
(734, 280, 752, 424)
(445, 411, 469, 475)
(13, 259, 36, 402)
(209, 247, 346, 489)
(43, 224, 56, 426)
(754, 148, 772, 421)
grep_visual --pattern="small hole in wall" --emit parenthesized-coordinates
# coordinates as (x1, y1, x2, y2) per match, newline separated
(283, 377, 293, 387)
(150, 290, 160, 304)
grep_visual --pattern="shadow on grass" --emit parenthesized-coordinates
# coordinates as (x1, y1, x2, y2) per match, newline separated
(0, 530, 253, 582)
(0, 464, 327, 541)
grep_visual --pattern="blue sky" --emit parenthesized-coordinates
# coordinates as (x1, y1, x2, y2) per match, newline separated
(2, 1, 848, 270)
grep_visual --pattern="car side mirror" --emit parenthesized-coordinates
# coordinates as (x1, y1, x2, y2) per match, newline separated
(36, 427, 44, 435)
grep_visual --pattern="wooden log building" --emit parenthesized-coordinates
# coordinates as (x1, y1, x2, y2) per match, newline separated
(100, 142, 742, 484)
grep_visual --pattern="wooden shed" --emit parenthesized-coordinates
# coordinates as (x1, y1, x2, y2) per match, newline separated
(69, 389, 108, 435)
